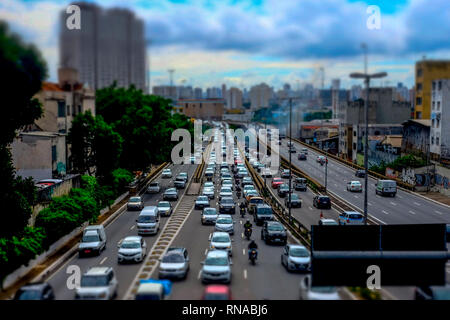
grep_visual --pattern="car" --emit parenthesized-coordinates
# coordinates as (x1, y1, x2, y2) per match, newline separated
(287, 142, 294, 148)
(219, 187, 233, 200)
(254, 204, 274, 226)
(245, 190, 259, 203)
(135, 280, 170, 300)
(202, 285, 232, 300)
(347, 181, 362, 192)
(243, 185, 257, 197)
(219, 196, 236, 214)
(210, 231, 233, 255)
(202, 187, 215, 200)
(78, 225, 107, 257)
(214, 215, 235, 235)
(195, 196, 210, 210)
(313, 195, 331, 209)
(163, 188, 178, 201)
(174, 176, 187, 189)
(127, 196, 144, 211)
(241, 177, 253, 187)
(222, 179, 234, 191)
(271, 177, 284, 189)
(261, 221, 287, 244)
(236, 168, 248, 178)
(157, 201, 173, 217)
(221, 172, 232, 181)
(299, 276, 340, 300)
(117, 236, 147, 263)
(201, 207, 219, 225)
(190, 155, 196, 164)
(414, 285, 450, 300)
(205, 170, 214, 180)
(355, 169, 366, 178)
(261, 168, 273, 178)
(293, 177, 307, 191)
(375, 179, 397, 197)
(136, 206, 160, 235)
(281, 169, 291, 178)
(277, 184, 290, 197)
(289, 147, 296, 153)
(158, 248, 190, 279)
(281, 244, 311, 272)
(248, 196, 264, 215)
(285, 193, 302, 208)
(301, 148, 308, 154)
(75, 267, 118, 300)
(318, 218, 338, 225)
(298, 153, 307, 160)
(147, 181, 161, 193)
(338, 211, 364, 225)
(14, 282, 55, 300)
(316, 155, 326, 163)
(204, 181, 214, 188)
(161, 169, 172, 178)
(178, 172, 189, 181)
(201, 250, 232, 284)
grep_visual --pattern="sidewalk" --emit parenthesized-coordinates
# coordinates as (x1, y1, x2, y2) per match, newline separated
(416, 191, 450, 206)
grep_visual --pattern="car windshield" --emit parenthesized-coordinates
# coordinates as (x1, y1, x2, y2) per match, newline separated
(158, 202, 170, 208)
(258, 208, 272, 215)
(319, 197, 330, 201)
(121, 241, 141, 249)
(150, 183, 158, 187)
(212, 234, 230, 242)
(221, 188, 231, 192)
(129, 198, 141, 203)
(138, 215, 156, 223)
(433, 288, 450, 300)
(82, 234, 99, 242)
(17, 289, 43, 300)
(311, 286, 336, 294)
(205, 256, 228, 266)
(203, 209, 217, 215)
(268, 224, 284, 231)
(216, 218, 232, 224)
(221, 198, 234, 204)
(80, 275, 109, 287)
(203, 187, 214, 192)
(280, 185, 289, 190)
(384, 181, 396, 187)
(166, 189, 176, 193)
(198, 196, 208, 201)
(250, 199, 263, 204)
(290, 195, 299, 200)
(162, 254, 185, 263)
(349, 214, 363, 219)
(290, 247, 310, 257)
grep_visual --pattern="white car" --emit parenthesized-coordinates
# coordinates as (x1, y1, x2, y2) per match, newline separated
(346, 181, 362, 192)
(201, 250, 232, 284)
(210, 231, 233, 255)
(161, 169, 172, 178)
(117, 236, 147, 263)
(281, 244, 310, 272)
(75, 267, 118, 300)
(299, 276, 340, 300)
(316, 156, 326, 163)
(147, 182, 161, 193)
(214, 215, 235, 236)
(219, 186, 233, 200)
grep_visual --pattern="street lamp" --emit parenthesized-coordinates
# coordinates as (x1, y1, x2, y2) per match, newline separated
(349, 44, 387, 225)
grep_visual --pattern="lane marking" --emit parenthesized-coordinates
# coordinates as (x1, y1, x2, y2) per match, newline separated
(390, 202, 397, 206)
(243, 249, 246, 255)
(197, 270, 202, 280)
(409, 210, 416, 215)
(204, 249, 208, 255)
(368, 202, 373, 206)
(309, 207, 313, 211)
(130, 225, 135, 230)
(382, 210, 389, 215)
(435, 210, 443, 215)
(243, 269, 248, 279)
(354, 195, 359, 199)
(414, 202, 421, 206)
(100, 257, 108, 265)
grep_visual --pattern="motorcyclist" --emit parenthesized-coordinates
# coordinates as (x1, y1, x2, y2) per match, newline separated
(244, 219, 252, 230)
(248, 240, 258, 259)
(240, 202, 246, 216)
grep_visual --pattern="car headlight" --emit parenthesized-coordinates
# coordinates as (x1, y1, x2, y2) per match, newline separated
(227, 245, 231, 249)
(98, 292, 107, 299)
(211, 245, 215, 249)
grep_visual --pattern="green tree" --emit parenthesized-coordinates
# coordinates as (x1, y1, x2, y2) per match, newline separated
(0, 22, 47, 237)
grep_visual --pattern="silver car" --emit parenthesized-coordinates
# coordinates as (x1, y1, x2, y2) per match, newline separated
(299, 276, 340, 300)
(201, 250, 232, 284)
(214, 215, 235, 235)
(147, 182, 161, 193)
(157, 201, 173, 217)
(117, 236, 147, 263)
(201, 207, 218, 225)
(163, 188, 178, 201)
(281, 244, 311, 272)
(210, 231, 233, 256)
(161, 169, 172, 178)
(202, 187, 215, 200)
(75, 267, 118, 300)
(158, 248, 190, 279)
(127, 196, 144, 211)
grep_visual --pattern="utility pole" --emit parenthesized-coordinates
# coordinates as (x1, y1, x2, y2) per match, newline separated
(350, 43, 387, 225)
(325, 147, 328, 192)
(289, 97, 292, 224)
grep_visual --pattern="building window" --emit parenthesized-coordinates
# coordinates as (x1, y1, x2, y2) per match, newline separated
(51, 145, 57, 162)
(437, 101, 440, 110)
(436, 137, 440, 146)
(432, 119, 435, 128)
(438, 81, 442, 90)
(416, 83, 422, 91)
(437, 119, 440, 128)
(72, 105, 76, 115)
(78, 105, 82, 114)
(416, 111, 422, 119)
(432, 81, 436, 91)
(353, 143, 356, 150)
(417, 68, 423, 77)
(416, 97, 422, 105)
(58, 101, 65, 117)
(67, 105, 71, 116)
(432, 101, 435, 110)
(431, 136, 434, 145)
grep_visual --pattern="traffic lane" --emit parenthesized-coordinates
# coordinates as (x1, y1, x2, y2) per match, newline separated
(288, 141, 450, 222)
(47, 163, 192, 300)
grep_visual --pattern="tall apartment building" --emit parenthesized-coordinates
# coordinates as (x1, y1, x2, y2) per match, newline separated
(225, 87, 243, 109)
(414, 59, 450, 119)
(152, 85, 177, 100)
(249, 83, 273, 110)
(59, 2, 147, 92)
(206, 87, 221, 99)
(430, 79, 450, 162)
(194, 87, 203, 99)
(331, 79, 340, 119)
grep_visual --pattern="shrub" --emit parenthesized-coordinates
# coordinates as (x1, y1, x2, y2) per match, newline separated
(111, 168, 134, 196)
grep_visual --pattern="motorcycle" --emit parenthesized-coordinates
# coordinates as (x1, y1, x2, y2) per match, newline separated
(236, 190, 242, 199)
(244, 227, 252, 240)
(240, 206, 246, 217)
(249, 248, 257, 265)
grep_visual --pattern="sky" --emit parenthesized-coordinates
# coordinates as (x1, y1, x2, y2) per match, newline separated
(1, 0, 449, 90)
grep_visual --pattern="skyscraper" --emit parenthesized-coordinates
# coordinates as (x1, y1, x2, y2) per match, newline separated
(59, 2, 147, 92)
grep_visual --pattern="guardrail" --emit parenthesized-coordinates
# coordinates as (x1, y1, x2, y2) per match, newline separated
(288, 136, 415, 191)
(130, 162, 169, 195)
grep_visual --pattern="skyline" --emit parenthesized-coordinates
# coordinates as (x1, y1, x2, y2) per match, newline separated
(0, 0, 449, 90)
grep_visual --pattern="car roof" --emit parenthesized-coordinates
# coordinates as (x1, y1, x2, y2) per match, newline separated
(216, 215, 232, 219)
(344, 211, 363, 215)
(129, 196, 142, 200)
(207, 250, 229, 257)
(212, 231, 231, 236)
(205, 285, 229, 294)
(266, 221, 282, 226)
(123, 236, 141, 242)
(85, 267, 112, 276)
(19, 282, 49, 290)
(287, 244, 307, 250)
(257, 204, 271, 208)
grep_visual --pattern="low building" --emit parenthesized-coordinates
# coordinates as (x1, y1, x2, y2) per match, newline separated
(178, 99, 224, 121)
(430, 79, 450, 163)
(401, 119, 431, 157)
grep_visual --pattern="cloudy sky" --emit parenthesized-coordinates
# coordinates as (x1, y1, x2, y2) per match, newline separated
(1, 0, 449, 90)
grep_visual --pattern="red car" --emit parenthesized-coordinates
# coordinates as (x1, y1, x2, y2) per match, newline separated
(271, 177, 284, 189)
(202, 285, 232, 300)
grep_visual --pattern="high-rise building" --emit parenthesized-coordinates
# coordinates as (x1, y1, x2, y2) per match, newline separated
(430, 79, 450, 162)
(225, 87, 243, 109)
(194, 87, 203, 99)
(249, 83, 273, 110)
(59, 2, 147, 92)
(206, 87, 221, 99)
(414, 59, 450, 119)
(331, 79, 340, 119)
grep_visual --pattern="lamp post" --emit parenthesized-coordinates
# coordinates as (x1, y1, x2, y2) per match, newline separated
(289, 97, 292, 224)
(349, 44, 387, 225)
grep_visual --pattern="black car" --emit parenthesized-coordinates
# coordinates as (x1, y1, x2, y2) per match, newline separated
(298, 153, 307, 161)
(14, 282, 55, 300)
(355, 169, 366, 178)
(313, 195, 331, 209)
(277, 184, 290, 198)
(261, 221, 287, 245)
(254, 204, 274, 226)
(415, 285, 450, 300)
(219, 196, 236, 214)
(294, 178, 307, 191)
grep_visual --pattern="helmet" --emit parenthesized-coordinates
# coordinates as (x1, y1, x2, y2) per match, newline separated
(246, 219, 250, 224)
